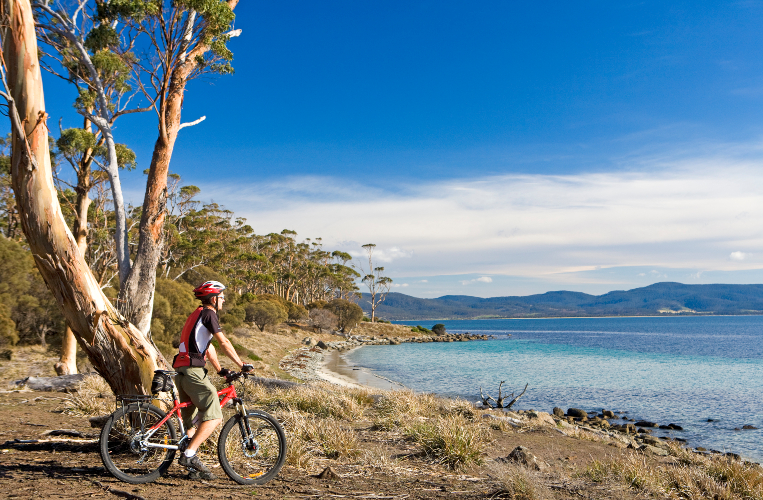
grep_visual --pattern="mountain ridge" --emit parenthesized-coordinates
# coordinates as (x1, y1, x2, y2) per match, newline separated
(361, 282, 763, 320)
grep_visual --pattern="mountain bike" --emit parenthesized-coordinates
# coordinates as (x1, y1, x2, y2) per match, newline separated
(99, 369, 286, 485)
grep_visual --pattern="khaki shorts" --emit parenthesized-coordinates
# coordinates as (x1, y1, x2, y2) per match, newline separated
(175, 366, 223, 430)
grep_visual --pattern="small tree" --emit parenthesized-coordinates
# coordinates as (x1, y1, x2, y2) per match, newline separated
(359, 243, 392, 322)
(245, 301, 287, 332)
(310, 308, 337, 333)
(286, 303, 308, 322)
(327, 299, 363, 334)
(432, 324, 446, 336)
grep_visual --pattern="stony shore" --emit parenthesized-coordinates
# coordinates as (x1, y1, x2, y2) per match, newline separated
(279, 331, 757, 465)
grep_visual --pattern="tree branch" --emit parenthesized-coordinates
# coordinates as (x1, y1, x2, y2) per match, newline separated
(177, 115, 206, 130)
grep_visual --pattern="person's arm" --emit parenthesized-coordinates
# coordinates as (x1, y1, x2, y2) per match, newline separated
(212, 331, 244, 370)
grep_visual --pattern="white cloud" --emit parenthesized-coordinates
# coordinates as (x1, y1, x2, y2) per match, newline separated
(205, 149, 763, 283)
(729, 251, 751, 261)
(460, 276, 493, 285)
(392, 283, 409, 287)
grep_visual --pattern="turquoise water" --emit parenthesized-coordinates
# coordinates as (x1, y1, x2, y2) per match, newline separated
(345, 316, 763, 461)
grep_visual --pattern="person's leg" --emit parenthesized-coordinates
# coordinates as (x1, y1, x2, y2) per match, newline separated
(187, 418, 222, 453)
(176, 369, 199, 438)
(178, 367, 224, 454)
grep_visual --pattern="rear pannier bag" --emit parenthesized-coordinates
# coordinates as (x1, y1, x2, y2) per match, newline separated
(150, 370, 173, 393)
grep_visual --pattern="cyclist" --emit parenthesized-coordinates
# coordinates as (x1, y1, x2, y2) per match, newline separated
(172, 280, 252, 480)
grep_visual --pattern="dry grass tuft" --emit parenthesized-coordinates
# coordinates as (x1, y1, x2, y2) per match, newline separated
(405, 413, 489, 469)
(280, 410, 359, 465)
(244, 381, 370, 421)
(584, 450, 763, 499)
(487, 461, 550, 500)
(61, 375, 113, 416)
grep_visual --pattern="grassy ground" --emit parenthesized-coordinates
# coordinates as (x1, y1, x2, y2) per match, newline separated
(2, 324, 763, 499)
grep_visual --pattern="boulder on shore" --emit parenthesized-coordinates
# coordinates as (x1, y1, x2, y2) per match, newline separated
(567, 408, 587, 419)
(552, 407, 564, 418)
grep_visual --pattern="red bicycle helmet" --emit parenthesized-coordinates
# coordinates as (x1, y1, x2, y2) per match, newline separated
(193, 280, 226, 299)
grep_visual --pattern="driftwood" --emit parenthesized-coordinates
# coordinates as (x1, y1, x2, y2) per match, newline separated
(480, 382, 528, 409)
(13, 374, 95, 392)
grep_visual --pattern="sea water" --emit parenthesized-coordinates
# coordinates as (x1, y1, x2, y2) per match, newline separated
(344, 316, 763, 462)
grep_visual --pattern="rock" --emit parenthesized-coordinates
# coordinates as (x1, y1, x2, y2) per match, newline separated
(707, 419, 716, 422)
(317, 466, 339, 480)
(0, 349, 11, 361)
(598, 419, 610, 429)
(553, 407, 565, 418)
(743, 425, 758, 430)
(601, 410, 615, 418)
(316, 340, 329, 350)
(668, 423, 683, 430)
(725, 452, 741, 460)
(527, 411, 556, 427)
(635, 421, 658, 428)
(302, 337, 316, 346)
(567, 408, 587, 418)
(643, 444, 669, 456)
(504, 446, 544, 470)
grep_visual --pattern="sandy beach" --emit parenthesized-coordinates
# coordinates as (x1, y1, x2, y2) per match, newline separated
(316, 348, 408, 391)
(279, 342, 408, 391)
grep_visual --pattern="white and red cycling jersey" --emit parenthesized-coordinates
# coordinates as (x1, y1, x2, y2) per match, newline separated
(172, 306, 222, 368)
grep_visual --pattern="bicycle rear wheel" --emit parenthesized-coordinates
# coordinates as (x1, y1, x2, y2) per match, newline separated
(99, 403, 177, 484)
(218, 410, 287, 485)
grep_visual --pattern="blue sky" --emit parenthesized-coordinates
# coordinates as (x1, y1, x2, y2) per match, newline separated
(36, 1, 763, 297)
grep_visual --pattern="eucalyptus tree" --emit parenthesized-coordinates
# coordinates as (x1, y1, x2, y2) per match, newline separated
(53, 128, 136, 373)
(359, 243, 393, 322)
(0, 0, 165, 394)
(100, 0, 241, 335)
(33, 0, 150, 287)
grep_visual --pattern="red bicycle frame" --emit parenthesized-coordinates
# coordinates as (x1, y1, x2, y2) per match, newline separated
(141, 383, 241, 449)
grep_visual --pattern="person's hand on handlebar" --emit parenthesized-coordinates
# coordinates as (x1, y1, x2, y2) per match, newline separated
(241, 364, 253, 373)
(218, 367, 233, 378)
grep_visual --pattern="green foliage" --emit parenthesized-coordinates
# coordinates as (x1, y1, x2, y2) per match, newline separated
(150, 277, 196, 350)
(412, 325, 432, 334)
(0, 236, 64, 346)
(287, 302, 308, 322)
(326, 299, 363, 333)
(85, 25, 119, 52)
(432, 324, 446, 335)
(245, 301, 288, 332)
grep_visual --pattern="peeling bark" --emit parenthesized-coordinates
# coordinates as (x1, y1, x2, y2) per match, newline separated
(0, 0, 166, 393)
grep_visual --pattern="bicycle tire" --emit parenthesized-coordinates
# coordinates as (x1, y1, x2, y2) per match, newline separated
(217, 410, 287, 485)
(99, 402, 177, 484)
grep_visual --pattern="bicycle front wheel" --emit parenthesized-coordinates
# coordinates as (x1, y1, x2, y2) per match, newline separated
(99, 403, 177, 484)
(218, 410, 287, 485)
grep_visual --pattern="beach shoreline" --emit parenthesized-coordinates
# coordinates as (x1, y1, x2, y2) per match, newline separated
(316, 348, 408, 391)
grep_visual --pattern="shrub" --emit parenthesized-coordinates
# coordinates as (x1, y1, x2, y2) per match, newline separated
(326, 299, 363, 333)
(432, 323, 446, 335)
(286, 302, 308, 322)
(310, 308, 337, 332)
(245, 301, 288, 331)
(307, 300, 328, 310)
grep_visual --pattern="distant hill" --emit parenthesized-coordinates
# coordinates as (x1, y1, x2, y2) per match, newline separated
(360, 282, 763, 320)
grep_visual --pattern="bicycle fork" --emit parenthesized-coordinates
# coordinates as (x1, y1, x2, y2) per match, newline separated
(234, 398, 259, 457)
